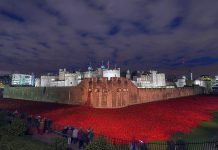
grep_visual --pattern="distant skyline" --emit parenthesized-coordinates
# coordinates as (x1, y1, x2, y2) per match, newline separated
(0, 0, 218, 76)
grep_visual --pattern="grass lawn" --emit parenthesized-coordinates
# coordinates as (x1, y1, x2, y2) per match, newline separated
(0, 135, 50, 150)
(170, 111, 218, 142)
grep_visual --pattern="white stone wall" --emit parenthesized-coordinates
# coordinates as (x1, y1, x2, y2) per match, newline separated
(50, 81, 65, 87)
(194, 80, 207, 88)
(103, 69, 120, 80)
(40, 71, 82, 87)
(59, 69, 66, 80)
(150, 71, 157, 87)
(175, 77, 186, 87)
(65, 73, 79, 86)
(40, 76, 58, 87)
(35, 78, 41, 87)
(135, 71, 166, 88)
(156, 73, 166, 87)
(84, 71, 94, 78)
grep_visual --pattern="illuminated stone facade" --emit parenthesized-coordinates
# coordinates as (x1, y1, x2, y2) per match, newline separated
(4, 77, 203, 108)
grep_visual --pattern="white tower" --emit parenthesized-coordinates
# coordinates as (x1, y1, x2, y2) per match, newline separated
(150, 70, 157, 87)
(126, 70, 131, 80)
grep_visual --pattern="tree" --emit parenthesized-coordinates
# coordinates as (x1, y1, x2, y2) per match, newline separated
(185, 80, 193, 87)
(84, 135, 116, 150)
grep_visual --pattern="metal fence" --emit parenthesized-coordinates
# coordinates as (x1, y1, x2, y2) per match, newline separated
(53, 126, 218, 150)
(113, 141, 218, 150)
(96, 136, 218, 150)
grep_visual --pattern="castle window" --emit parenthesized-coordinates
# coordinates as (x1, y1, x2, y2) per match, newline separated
(117, 88, 122, 92)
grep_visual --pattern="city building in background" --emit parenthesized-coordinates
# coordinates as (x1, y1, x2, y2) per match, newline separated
(194, 75, 213, 88)
(194, 79, 207, 88)
(0, 75, 11, 86)
(11, 74, 35, 86)
(4, 62, 215, 90)
(212, 76, 218, 92)
(0, 81, 4, 89)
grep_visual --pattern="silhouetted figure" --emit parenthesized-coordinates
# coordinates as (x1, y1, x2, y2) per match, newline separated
(78, 128, 84, 149)
(39, 118, 45, 134)
(215, 142, 218, 150)
(62, 126, 69, 137)
(130, 139, 138, 150)
(176, 139, 187, 150)
(67, 127, 73, 145)
(82, 130, 89, 146)
(139, 140, 148, 150)
(167, 141, 175, 150)
(87, 128, 94, 143)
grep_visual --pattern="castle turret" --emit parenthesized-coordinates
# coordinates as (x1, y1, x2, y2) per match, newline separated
(126, 70, 131, 80)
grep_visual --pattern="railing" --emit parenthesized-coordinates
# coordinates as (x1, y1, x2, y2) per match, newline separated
(52, 124, 218, 150)
(113, 141, 218, 150)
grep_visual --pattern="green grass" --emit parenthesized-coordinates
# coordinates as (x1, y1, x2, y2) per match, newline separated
(170, 111, 218, 142)
(0, 114, 51, 150)
(0, 135, 50, 150)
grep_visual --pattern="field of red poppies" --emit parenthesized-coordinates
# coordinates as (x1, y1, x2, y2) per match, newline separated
(0, 96, 218, 142)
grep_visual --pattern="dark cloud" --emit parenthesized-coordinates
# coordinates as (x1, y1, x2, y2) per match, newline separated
(0, 9, 25, 23)
(108, 25, 121, 36)
(169, 17, 183, 29)
(0, 0, 217, 76)
(187, 57, 218, 66)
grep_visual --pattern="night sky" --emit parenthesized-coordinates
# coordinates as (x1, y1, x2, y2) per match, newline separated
(0, 0, 218, 77)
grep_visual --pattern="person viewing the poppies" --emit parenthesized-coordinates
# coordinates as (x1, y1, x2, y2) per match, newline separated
(78, 128, 85, 148)
(138, 140, 148, 150)
(38, 118, 45, 134)
(87, 128, 94, 142)
(67, 127, 73, 145)
(62, 126, 69, 137)
(72, 127, 79, 144)
(176, 138, 187, 150)
(82, 129, 89, 146)
(130, 138, 138, 150)
(167, 140, 176, 150)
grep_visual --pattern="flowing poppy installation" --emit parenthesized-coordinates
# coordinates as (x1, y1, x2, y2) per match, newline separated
(0, 96, 218, 142)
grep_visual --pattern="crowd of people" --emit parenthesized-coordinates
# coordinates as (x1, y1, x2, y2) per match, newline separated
(61, 126, 94, 149)
(0, 108, 95, 149)
(0, 109, 53, 135)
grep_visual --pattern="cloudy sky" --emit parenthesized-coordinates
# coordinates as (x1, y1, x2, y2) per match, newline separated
(0, 0, 218, 76)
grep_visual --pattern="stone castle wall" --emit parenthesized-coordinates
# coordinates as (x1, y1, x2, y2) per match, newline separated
(87, 77, 203, 108)
(3, 80, 89, 105)
(3, 77, 204, 108)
